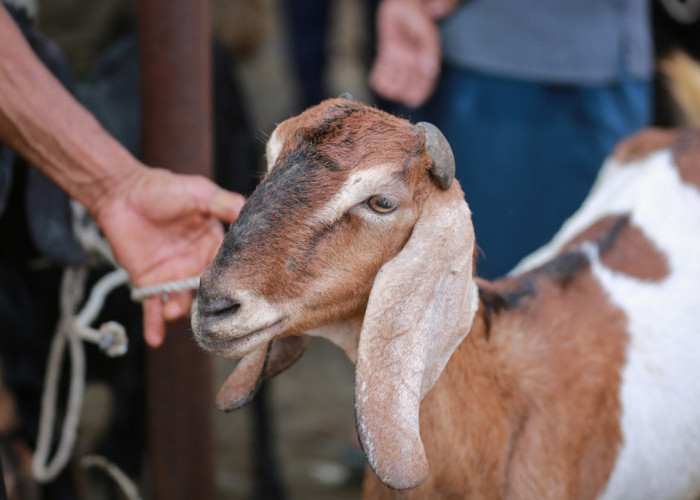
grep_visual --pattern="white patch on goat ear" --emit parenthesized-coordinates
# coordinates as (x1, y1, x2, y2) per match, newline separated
(266, 126, 285, 171)
(313, 165, 409, 224)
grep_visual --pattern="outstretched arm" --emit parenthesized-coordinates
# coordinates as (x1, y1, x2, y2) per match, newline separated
(0, 6, 244, 347)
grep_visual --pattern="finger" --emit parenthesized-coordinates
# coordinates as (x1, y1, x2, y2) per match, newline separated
(163, 290, 193, 321)
(368, 61, 384, 93)
(418, 41, 440, 80)
(369, 52, 399, 97)
(405, 55, 439, 108)
(369, 63, 395, 100)
(396, 56, 419, 104)
(143, 297, 166, 348)
(423, 0, 458, 19)
(405, 38, 440, 107)
(211, 188, 245, 223)
(187, 176, 246, 223)
(386, 53, 420, 107)
(373, 49, 412, 103)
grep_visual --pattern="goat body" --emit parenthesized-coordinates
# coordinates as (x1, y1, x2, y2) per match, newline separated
(369, 128, 700, 499)
(192, 99, 700, 499)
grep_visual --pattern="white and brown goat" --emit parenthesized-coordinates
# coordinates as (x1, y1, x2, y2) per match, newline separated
(192, 99, 700, 499)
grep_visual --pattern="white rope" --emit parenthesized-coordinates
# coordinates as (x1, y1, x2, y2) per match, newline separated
(74, 268, 130, 357)
(69, 201, 117, 267)
(81, 455, 143, 500)
(32, 201, 202, 495)
(33, 267, 88, 482)
(130, 276, 200, 302)
(33, 266, 135, 482)
(660, 0, 700, 23)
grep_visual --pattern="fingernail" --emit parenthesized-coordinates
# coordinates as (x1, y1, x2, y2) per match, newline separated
(164, 301, 185, 320)
(146, 330, 163, 348)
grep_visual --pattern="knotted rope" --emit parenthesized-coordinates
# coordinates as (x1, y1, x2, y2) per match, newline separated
(130, 276, 200, 302)
(31, 201, 200, 498)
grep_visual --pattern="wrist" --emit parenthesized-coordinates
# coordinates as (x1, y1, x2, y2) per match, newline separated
(84, 156, 145, 222)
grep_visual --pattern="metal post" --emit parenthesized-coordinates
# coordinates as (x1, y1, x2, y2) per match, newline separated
(138, 1, 215, 498)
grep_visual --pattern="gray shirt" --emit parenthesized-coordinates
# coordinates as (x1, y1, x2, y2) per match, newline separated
(441, 0, 653, 84)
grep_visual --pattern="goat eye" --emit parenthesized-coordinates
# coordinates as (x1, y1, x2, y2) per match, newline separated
(367, 196, 397, 214)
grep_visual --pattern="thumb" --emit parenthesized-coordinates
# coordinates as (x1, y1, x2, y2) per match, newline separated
(210, 188, 246, 224)
(187, 175, 246, 224)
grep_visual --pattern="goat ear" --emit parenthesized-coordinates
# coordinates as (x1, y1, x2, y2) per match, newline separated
(264, 334, 311, 378)
(415, 122, 455, 190)
(355, 184, 478, 490)
(216, 344, 268, 412)
(216, 336, 310, 411)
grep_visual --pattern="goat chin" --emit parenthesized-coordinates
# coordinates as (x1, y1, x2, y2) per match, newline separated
(193, 97, 700, 499)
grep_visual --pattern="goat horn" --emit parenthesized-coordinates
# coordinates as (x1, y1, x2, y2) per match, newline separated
(415, 122, 455, 190)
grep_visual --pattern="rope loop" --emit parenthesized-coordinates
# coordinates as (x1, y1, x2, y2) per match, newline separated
(33, 267, 87, 482)
(33, 200, 203, 496)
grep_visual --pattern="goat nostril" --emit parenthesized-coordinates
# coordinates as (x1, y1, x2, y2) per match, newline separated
(198, 295, 241, 318)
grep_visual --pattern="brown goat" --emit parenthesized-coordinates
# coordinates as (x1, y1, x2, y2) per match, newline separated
(192, 99, 700, 499)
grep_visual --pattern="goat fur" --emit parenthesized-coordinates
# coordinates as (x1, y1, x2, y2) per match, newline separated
(193, 98, 700, 498)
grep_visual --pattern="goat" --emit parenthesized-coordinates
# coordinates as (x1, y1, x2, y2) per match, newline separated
(192, 98, 700, 499)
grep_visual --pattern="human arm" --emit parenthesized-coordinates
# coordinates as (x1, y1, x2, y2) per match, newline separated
(0, 6, 244, 347)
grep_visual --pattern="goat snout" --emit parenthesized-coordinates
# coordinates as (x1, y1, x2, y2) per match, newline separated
(192, 283, 287, 359)
(196, 293, 241, 320)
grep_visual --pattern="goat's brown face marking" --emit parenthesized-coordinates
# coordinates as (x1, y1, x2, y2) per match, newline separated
(194, 99, 432, 357)
(218, 102, 425, 299)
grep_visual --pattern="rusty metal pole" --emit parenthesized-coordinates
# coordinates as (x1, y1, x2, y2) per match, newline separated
(138, 1, 215, 498)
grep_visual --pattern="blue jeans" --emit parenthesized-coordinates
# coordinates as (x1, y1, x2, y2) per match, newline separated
(414, 65, 651, 278)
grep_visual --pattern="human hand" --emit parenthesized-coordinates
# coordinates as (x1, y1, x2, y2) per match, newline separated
(94, 167, 245, 348)
(369, 0, 441, 108)
(422, 0, 461, 19)
(0, 5, 244, 347)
